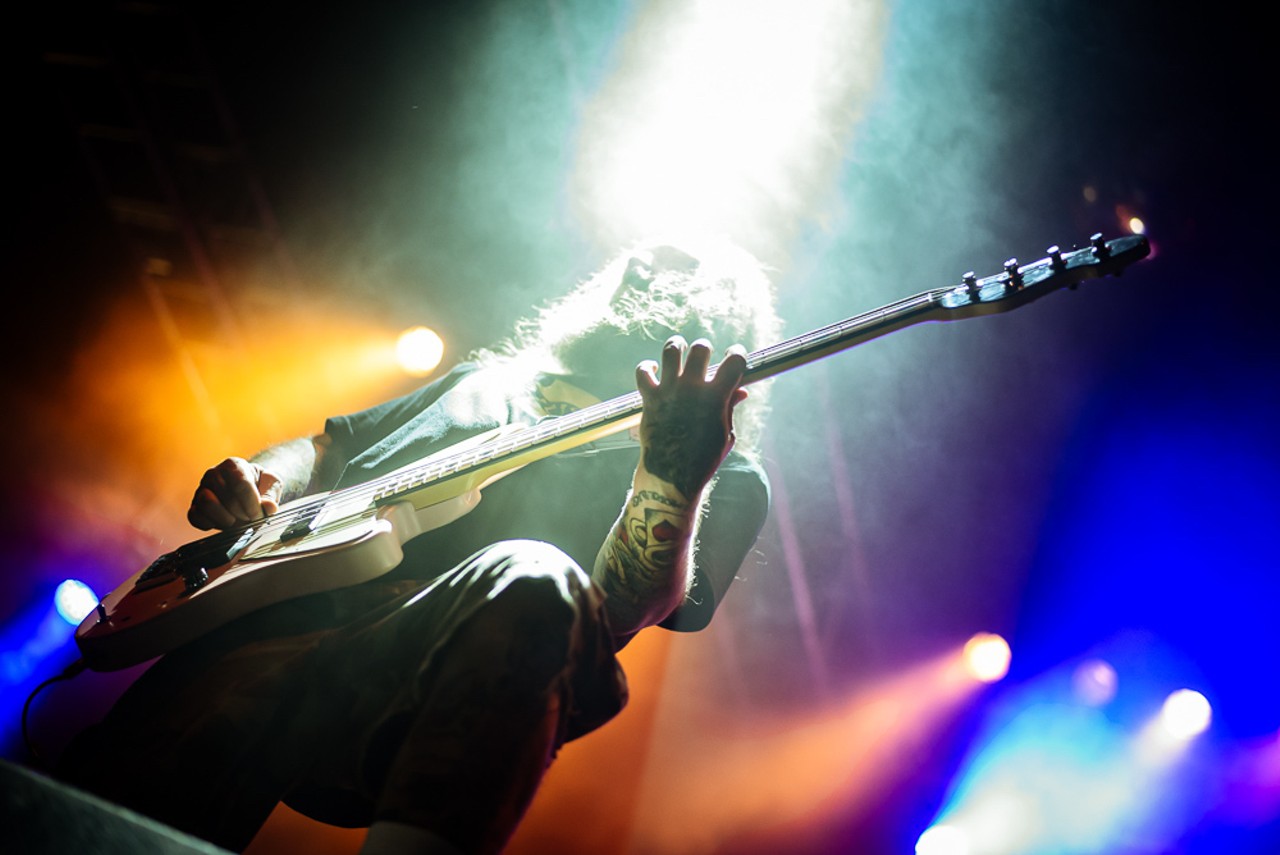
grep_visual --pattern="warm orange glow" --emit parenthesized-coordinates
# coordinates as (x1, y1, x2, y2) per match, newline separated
(510, 628, 681, 854)
(36, 289, 423, 616)
(15, 284, 441, 855)
(615, 648, 982, 854)
(245, 805, 363, 855)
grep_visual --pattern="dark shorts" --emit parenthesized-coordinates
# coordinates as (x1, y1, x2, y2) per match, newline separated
(58, 540, 628, 851)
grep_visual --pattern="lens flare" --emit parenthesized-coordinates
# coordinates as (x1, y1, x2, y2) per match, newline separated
(963, 632, 1011, 683)
(396, 327, 446, 377)
(1072, 659, 1118, 706)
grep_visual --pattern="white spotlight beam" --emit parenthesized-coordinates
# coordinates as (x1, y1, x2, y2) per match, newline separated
(572, 0, 888, 256)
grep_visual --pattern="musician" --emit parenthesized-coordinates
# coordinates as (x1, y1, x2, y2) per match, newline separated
(57, 240, 779, 854)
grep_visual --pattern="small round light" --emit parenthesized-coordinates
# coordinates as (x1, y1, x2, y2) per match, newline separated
(54, 579, 99, 625)
(395, 327, 445, 376)
(1160, 689, 1212, 740)
(963, 633, 1011, 683)
(1072, 659, 1118, 706)
(1127, 216, 1146, 235)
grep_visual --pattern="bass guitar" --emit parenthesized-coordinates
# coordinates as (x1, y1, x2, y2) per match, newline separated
(76, 234, 1150, 670)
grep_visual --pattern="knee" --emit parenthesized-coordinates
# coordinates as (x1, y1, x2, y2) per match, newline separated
(472, 540, 594, 611)
(475, 539, 581, 578)
(462, 541, 598, 664)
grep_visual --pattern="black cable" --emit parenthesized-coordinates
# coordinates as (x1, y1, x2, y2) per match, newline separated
(22, 658, 86, 767)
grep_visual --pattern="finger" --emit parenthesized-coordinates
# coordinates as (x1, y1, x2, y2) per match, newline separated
(635, 359, 660, 393)
(713, 344, 748, 392)
(204, 460, 264, 522)
(258, 470, 284, 516)
(660, 335, 686, 385)
(212, 458, 264, 521)
(188, 487, 237, 530)
(684, 338, 714, 380)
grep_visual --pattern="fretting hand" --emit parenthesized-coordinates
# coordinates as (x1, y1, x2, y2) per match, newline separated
(634, 336, 749, 501)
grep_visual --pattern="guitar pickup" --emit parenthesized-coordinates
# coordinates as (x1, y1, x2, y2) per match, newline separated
(219, 526, 258, 563)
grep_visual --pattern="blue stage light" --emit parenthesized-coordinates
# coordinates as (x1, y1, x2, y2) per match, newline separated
(53, 579, 98, 625)
(1161, 689, 1213, 741)
(926, 635, 1236, 854)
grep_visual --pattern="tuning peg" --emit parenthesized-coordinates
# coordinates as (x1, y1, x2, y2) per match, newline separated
(963, 271, 979, 300)
(1090, 233, 1110, 259)
(1004, 258, 1022, 290)
(1047, 245, 1064, 271)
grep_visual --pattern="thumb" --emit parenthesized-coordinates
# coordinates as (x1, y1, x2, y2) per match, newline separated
(257, 468, 284, 515)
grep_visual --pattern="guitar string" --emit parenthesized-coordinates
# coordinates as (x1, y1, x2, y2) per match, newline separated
(189, 287, 957, 560)
(162, 240, 1140, 571)
(359, 242, 1117, 506)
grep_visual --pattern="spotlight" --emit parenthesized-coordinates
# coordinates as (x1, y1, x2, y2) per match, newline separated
(395, 326, 445, 376)
(962, 632, 1011, 683)
(1127, 216, 1146, 235)
(53, 579, 98, 625)
(915, 823, 970, 855)
(1159, 689, 1212, 740)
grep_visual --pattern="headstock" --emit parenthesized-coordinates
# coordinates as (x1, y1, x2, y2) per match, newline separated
(937, 233, 1150, 318)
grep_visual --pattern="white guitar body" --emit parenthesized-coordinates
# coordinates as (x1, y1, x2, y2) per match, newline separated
(75, 234, 1150, 672)
(74, 431, 514, 671)
(75, 490, 486, 671)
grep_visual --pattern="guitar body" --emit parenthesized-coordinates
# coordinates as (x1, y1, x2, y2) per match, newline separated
(75, 234, 1150, 672)
(75, 477, 484, 672)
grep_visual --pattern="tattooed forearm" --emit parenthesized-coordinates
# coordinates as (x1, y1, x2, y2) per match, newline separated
(594, 483, 699, 637)
(596, 335, 744, 637)
(630, 489, 688, 510)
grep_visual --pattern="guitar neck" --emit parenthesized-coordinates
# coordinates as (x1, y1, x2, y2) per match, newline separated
(741, 290, 941, 385)
(373, 233, 1149, 509)
(372, 290, 947, 509)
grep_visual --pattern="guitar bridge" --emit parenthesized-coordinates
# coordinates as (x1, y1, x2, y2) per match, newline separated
(280, 507, 320, 543)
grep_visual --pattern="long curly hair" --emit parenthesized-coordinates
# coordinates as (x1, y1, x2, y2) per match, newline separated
(475, 236, 781, 448)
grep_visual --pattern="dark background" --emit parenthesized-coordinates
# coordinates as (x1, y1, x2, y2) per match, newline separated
(6, 2, 1278, 853)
